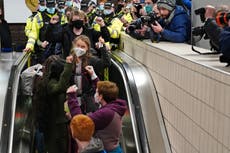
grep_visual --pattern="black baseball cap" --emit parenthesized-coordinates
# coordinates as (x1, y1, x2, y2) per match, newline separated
(57, 0, 65, 7)
(46, 0, 56, 7)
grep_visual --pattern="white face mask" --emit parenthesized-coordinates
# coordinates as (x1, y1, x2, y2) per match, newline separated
(94, 92, 100, 104)
(74, 47, 86, 57)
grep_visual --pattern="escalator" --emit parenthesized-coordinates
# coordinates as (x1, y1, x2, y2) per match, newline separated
(0, 51, 172, 153)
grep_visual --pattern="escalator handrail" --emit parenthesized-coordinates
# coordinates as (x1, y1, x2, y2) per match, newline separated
(111, 53, 150, 153)
(111, 59, 143, 153)
(111, 51, 172, 153)
(0, 52, 30, 153)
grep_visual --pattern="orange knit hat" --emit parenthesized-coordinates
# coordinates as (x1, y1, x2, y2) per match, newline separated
(70, 115, 95, 141)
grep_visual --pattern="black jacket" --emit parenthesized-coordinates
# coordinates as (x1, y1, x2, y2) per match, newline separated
(62, 25, 110, 58)
(0, 19, 12, 48)
(204, 18, 223, 51)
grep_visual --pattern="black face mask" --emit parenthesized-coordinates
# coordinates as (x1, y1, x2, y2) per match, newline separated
(72, 20, 84, 29)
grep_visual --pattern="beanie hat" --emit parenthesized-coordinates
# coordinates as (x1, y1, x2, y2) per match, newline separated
(157, 0, 176, 11)
(70, 115, 95, 141)
(46, 0, 56, 7)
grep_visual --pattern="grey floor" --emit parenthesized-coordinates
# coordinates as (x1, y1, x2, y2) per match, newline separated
(0, 51, 22, 137)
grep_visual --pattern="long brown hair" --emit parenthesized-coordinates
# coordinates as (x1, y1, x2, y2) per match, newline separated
(70, 35, 92, 68)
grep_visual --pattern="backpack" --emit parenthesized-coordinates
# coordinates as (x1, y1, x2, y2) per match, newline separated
(20, 64, 43, 96)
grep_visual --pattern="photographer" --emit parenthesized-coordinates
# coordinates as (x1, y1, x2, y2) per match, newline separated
(125, 4, 160, 41)
(219, 16, 230, 65)
(202, 5, 223, 52)
(151, 0, 191, 43)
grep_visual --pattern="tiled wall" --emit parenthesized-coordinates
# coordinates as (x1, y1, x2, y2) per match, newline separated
(9, 24, 27, 51)
(120, 33, 230, 153)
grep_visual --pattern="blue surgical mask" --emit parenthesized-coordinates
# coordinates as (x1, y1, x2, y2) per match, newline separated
(98, 5, 104, 10)
(103, 9, 112, 15)
(65, 1, 73, 7)
(145, 5, 152, 14)
(47, 7, 56, 14)
(60, 8, 65, 14)
(127, 3, 132, 8)
(39, 5, 46, 12)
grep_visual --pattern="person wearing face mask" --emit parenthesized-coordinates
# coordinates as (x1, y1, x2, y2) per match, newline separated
(144, 0, 153, 14)
(66, 80, 127, 153)
(62, 9, 110, 59)
(25, 0, 42, 38)
(24, 0, 68, 65)
(150, 0, 191, 43)
(57, 0, 67, 15)
(65, 0, 73, 7)
(102, 2, 115, 26)
(68, 35, 110, 114)
(38, 0, 47, 12)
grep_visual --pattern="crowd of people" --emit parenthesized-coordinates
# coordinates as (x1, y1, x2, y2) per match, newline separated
(14, 0, 230, 152)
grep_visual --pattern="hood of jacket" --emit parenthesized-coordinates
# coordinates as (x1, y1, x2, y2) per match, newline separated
(106, 99, 127, 117)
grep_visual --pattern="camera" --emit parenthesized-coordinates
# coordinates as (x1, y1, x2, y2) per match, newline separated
(127, 12, 159, 31)
(195, 7, 206, 22)
(140, 12, 159, 25)
(127, 18, 142, 31)
(216, 11, 230, 26)
(192, 26, 206, 37)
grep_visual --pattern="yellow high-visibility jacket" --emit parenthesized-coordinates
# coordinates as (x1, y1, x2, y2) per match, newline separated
(25, 11, 67, 51)
(25, 14, 36, 37)
(93, 13, 133, 39)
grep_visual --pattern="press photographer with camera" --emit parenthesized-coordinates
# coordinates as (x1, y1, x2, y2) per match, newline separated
(219, 9, 230, 65)
(125, 4, 161, 41)
(197, 5, 223, 52)
(193, 5, 230, 65)
(150, 0, 191, 43)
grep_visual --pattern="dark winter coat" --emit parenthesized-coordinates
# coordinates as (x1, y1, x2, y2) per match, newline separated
(0, 18, 12, 49)
(160, 5, 191, 43)
(44, 62, 73, 153)
(62, 25, 110, 59)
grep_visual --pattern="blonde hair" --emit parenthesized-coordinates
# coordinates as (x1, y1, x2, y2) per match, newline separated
(70, 9, 86, 22)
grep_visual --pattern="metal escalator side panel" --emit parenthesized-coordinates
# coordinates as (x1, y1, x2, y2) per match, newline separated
(0, 65, 17, 153)
(0, 52, 31, 153)
(111, 51, 172, 153)
(111, 59, 142, 153)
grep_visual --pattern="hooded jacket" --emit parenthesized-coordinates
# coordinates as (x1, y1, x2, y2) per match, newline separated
(67, 92, 127, 151)
(160, 5, 191, 43)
